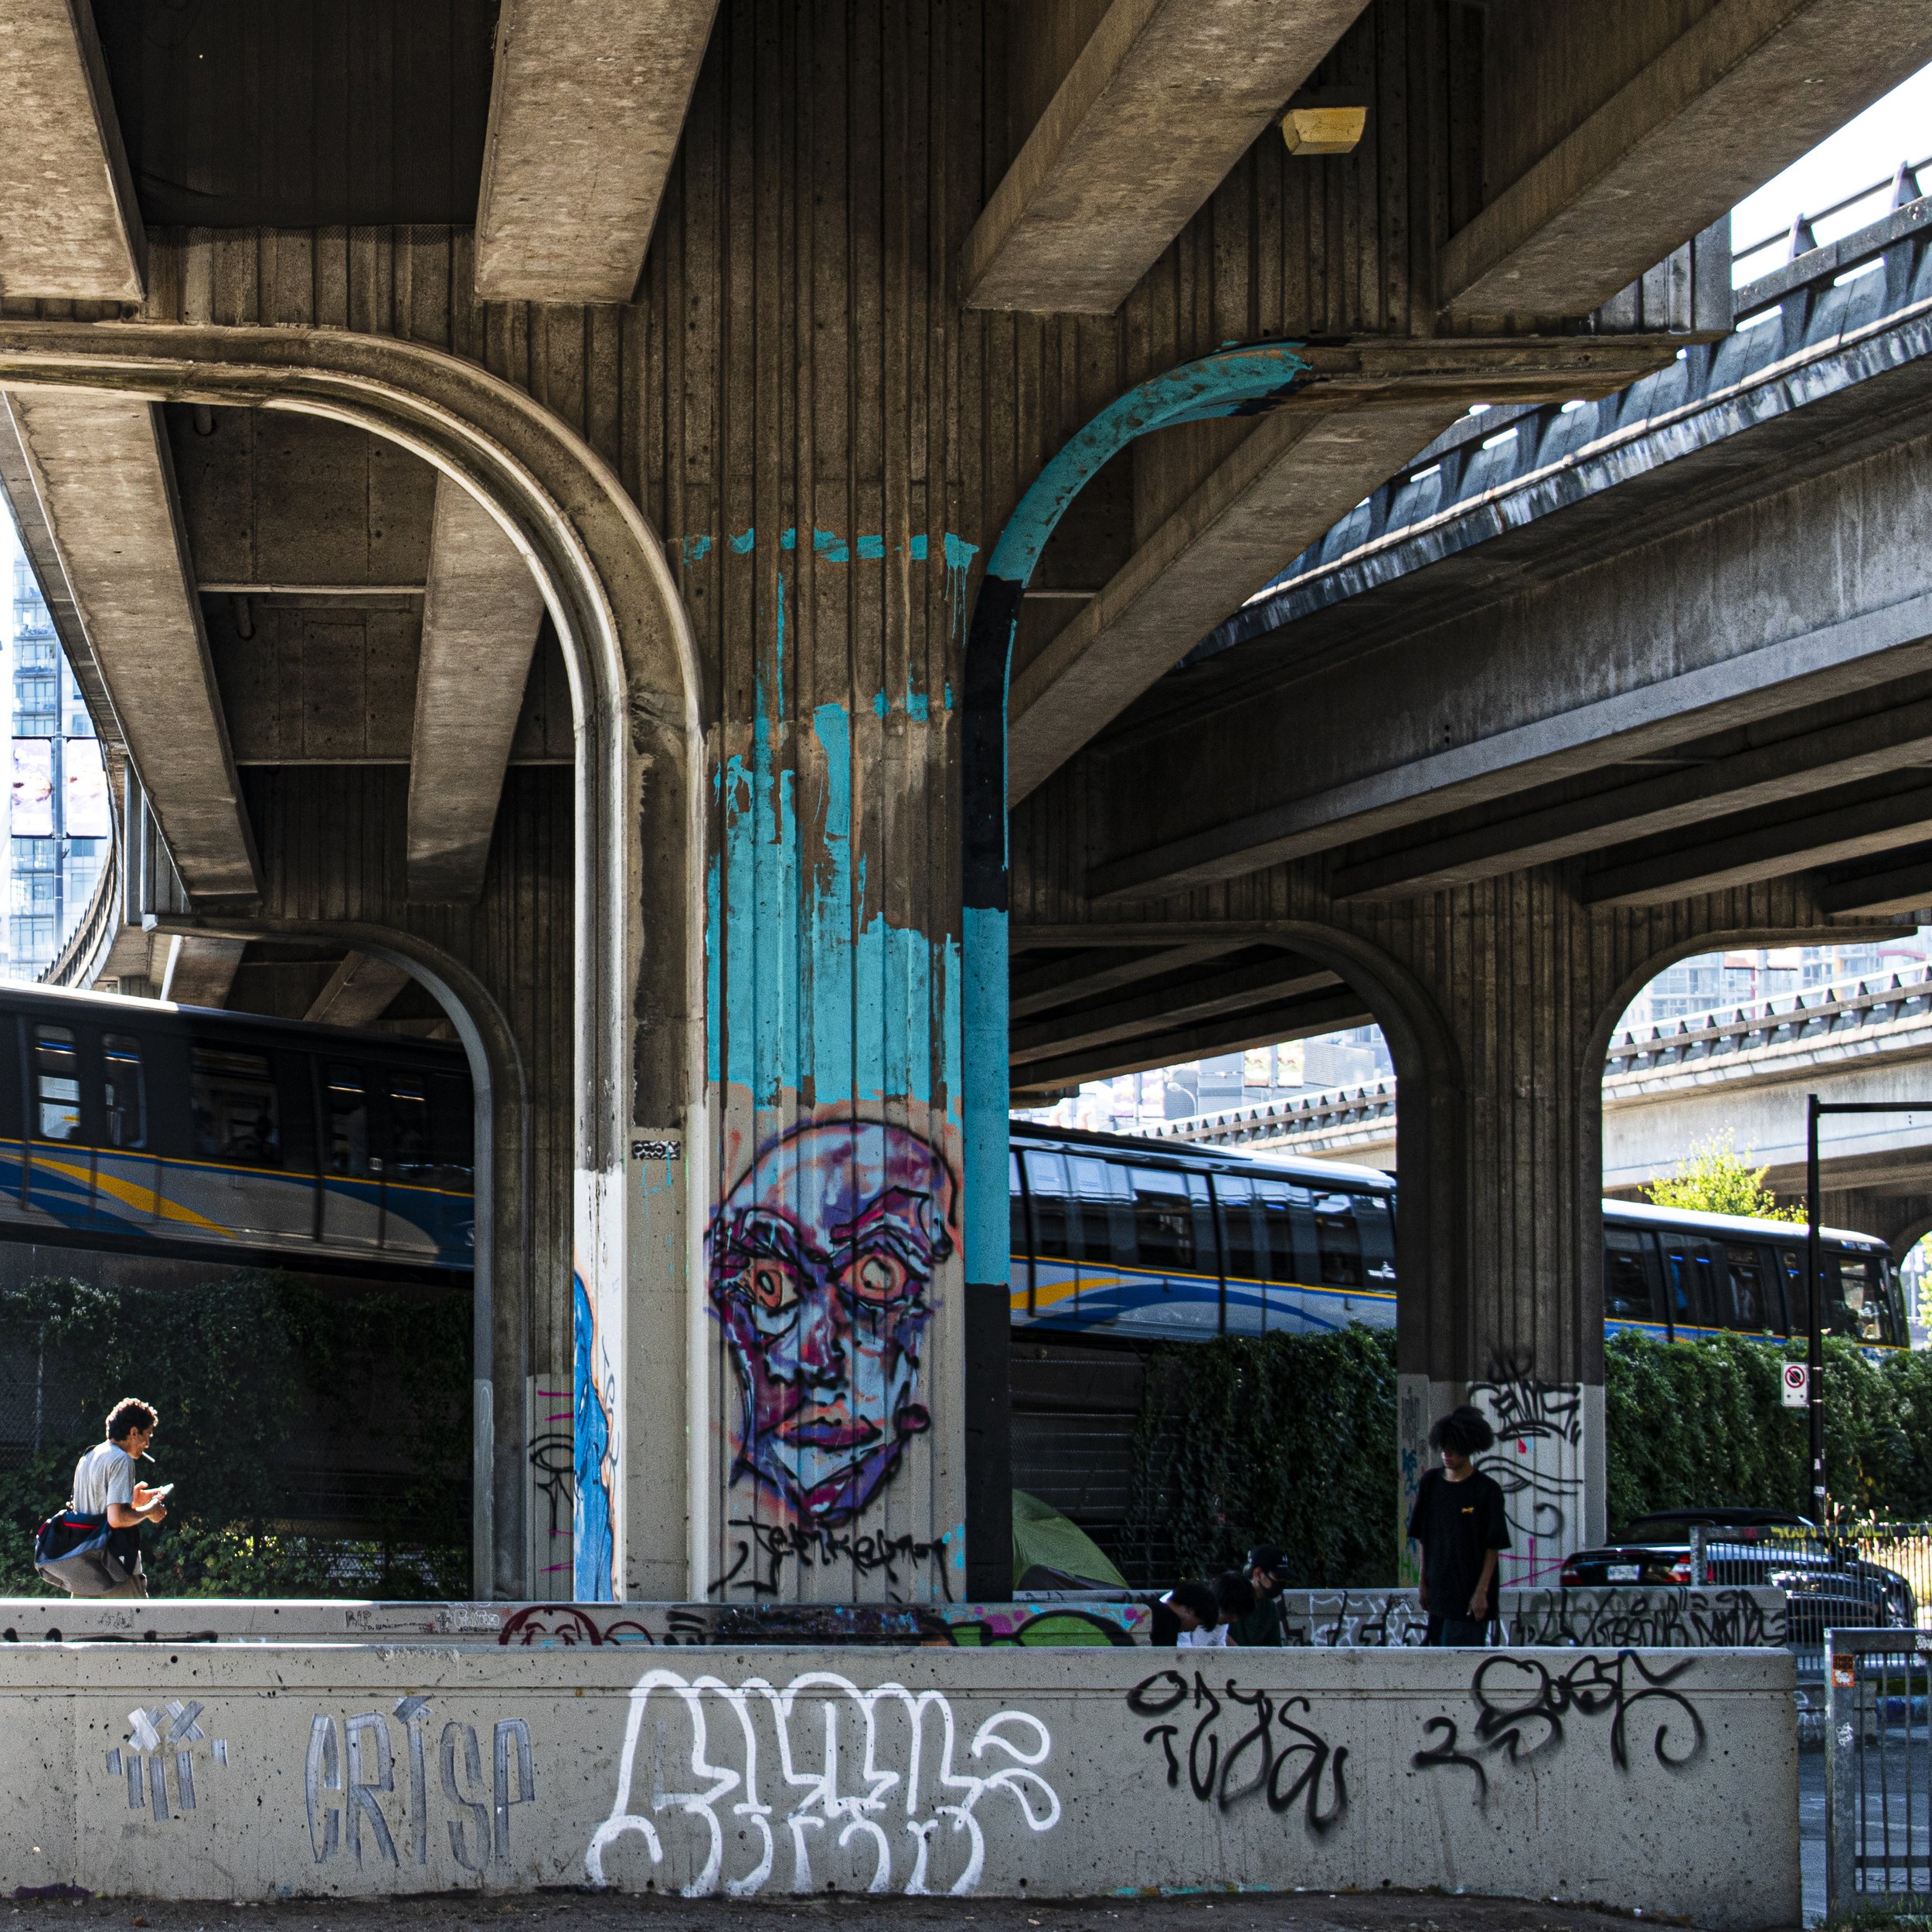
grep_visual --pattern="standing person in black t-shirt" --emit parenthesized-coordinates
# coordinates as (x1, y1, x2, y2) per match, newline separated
(1406, 1405, 1510, 1646)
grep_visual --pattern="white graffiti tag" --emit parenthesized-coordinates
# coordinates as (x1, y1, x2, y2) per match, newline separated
(586, 1668, 1060, 1896)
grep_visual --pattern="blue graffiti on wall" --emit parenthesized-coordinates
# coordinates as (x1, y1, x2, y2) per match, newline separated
(573, 1272, 616, 1602)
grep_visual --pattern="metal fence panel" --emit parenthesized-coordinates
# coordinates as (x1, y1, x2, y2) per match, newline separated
(1823, 1628, 1932, 1916)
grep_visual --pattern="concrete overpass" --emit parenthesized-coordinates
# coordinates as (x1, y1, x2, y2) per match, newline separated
(5, 0, 1932, 1600)
(1154, 960, 1932, 1257)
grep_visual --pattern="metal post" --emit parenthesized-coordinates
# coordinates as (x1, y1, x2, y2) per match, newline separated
(1825, 1648, 1858, 1917)
(1808, 1093, 1826, 1523)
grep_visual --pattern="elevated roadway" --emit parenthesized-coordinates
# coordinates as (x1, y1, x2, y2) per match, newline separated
(1153, 960, 1932, 1253)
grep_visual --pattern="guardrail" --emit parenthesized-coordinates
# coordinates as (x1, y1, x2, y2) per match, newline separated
(1825, 1624, 1932, 1915)
(36, 829, 118, 992)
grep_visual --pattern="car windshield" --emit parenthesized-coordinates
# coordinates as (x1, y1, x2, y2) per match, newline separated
(1616, 1513, 1806, 1543)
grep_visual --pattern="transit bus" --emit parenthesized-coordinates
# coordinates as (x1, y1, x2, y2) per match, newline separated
(0, 981, 472, 1286)
(1009, 1121, 1907, 1349)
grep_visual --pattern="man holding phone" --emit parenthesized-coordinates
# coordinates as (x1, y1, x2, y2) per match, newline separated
(66, 1398, 170, 1597)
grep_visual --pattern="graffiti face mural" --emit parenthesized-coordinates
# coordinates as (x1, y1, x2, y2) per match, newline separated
(709, 1121, 955, 1525)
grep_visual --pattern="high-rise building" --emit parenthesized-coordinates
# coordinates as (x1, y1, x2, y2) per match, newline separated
(8, 560, 107, 981)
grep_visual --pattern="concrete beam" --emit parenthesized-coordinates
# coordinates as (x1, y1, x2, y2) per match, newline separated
(1334, 689, 1932, 900)
(1009, 402, 1464, 802)
(1582, 779, 1932, 906)
(1816, 849, 1932, 919)
(0, 0, 145, 301)
(1011, 984, 1372, 1094)
(961, 0, 1370, 315)
(407, 478, 548, 903)
(304, 951, 413, 1030)
(160, 934, 245, 1009)
(1440, 0, 1932, 322)
(1010, 954, 1339, 1066)
(1009, 941, 1237, 1020)
(2, 393, 259, 903)
(474, 0, 721, 302)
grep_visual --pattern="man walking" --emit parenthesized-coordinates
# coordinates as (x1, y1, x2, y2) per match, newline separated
(1406, 1405, 1509, 1646)
(62, 1399, 169, 1598)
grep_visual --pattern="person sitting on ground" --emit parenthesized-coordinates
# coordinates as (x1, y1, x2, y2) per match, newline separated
(1225, 1541, 1287, 1647)
(66, 1399, 169, 1599)
(1213, 1567, 1259, 1641)
(1160, 1580, 1226, 1648)
(1406, 1404, 1509, 1647)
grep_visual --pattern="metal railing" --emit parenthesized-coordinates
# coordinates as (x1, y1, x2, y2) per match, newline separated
(1702, 1524, 1918, 1682)
(1825, 1626, 1932, 1914)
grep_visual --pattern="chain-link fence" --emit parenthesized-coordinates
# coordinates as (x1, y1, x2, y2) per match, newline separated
(1701, 1523, 1917, 1676)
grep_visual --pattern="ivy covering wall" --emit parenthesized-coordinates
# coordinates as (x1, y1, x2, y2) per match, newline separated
(1131, 1327, 1932, 1585)
(0, 1272, 468, 1597)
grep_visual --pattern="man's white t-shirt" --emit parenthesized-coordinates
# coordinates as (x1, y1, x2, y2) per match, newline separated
(1176, 1624, 1230, 1648)
(71, 1440, 135, 1517)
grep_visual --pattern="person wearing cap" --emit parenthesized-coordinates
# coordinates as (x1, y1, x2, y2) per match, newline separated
(1225, 1543, 1287, 1646)
(1406, 1404, 1510, 1645)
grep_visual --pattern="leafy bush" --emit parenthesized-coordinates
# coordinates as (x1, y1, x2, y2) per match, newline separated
(0, 1270, 468, 1597)
(1128, 1325, 1932, 1586)
(1645, 1128, 1803, 1222)
(1128, 1326, 1399, 1586)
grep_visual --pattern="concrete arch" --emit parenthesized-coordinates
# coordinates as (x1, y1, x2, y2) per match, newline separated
(0, 318, 707, 1600)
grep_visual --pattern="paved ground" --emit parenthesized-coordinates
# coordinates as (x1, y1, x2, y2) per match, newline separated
(0, 1898, 1713, 1932)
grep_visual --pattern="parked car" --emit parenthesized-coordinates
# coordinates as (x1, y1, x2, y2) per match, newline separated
(1559, 1507, 1915, 1642)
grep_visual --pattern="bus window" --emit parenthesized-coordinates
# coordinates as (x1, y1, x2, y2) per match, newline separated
(387, 1077, 434, 1178)
(102, 1034, 145, 1149)
(325, 1066, 372, 1176)
(1723, 1243, 1777, 1332)
(1070, 1155, 1135, 1267)
(1314, 1193, 1364, 1287)
(1355, 1192, 1396, 1286)
(1022, 1150, 1073, 1258)
(1132, 1168, 1197, 1272)
(33, 1026, 80, 1141)
(1257, 1180, 1304, 1284)
(192, 1048, 282, 1167)
(1781, 1248, 1894, 1345)
(1604, 1226, 1662, 1321)
(1214, 1174, 1266, 1335)
(1657, 1230, 1719, 1332)
(1009, 1151, 1027, 1257)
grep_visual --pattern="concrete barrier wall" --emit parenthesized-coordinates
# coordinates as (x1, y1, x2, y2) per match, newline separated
(0, 1644, 1795, 1923)
(0, 1587, 1782, 1650)
(0, 1598, 1148, 1646)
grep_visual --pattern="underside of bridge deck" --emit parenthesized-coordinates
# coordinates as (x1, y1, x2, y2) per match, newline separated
(1, 0, 1929, 1601)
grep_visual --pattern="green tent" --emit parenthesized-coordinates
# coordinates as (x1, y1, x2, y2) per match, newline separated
(1011, 1489, 1128, 1590)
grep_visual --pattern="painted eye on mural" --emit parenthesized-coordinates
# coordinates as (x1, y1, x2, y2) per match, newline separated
(746, 1260, 801, 1314)
(843, 1250, 913, 1306)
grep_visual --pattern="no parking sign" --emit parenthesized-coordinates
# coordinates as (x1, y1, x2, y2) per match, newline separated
(1781, 1361, 1811, 1408)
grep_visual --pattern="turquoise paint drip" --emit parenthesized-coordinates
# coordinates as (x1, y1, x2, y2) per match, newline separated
(682, 533, 713, 566)
(942, 533, 980, 645)
(872, 691, 889, 719)
(729, 529, 756, 554)
(810, 702, 855, 1110)
(780, 527, 798, 550)
(905, 684, 929, 722)
(857, 534, 886, 560)
(908, 535, 930, 561)
(813, 529, 851, 563)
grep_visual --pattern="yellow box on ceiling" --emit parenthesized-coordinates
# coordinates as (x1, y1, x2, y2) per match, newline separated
(1280, 105, 1368, 156)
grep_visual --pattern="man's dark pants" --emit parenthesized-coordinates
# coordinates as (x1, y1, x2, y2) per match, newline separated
(1424, 1615, 1490, 1647)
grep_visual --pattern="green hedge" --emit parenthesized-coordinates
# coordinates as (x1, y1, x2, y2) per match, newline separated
(1130, 1325, 1932, 1585)
(0, 1271, 468, 1597)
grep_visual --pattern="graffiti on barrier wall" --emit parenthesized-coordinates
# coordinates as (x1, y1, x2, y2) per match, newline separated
(1271, 1586, 1787, 1650)
(103, 1701, 230, 1820)
(1124, 1670, 1348, 1832)
(585, 1668, 1060, 1896)
(304, 1698, 536, 1870)
(493, 1600, 1145, 1648)
(708, 1120, 957, 1542)
(1410, 1650, 1707, 1807)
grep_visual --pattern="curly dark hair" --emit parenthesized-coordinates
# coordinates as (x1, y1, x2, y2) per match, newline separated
(105, 1398, 158, 1442)
(1427, 1404, 1495, 1458)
